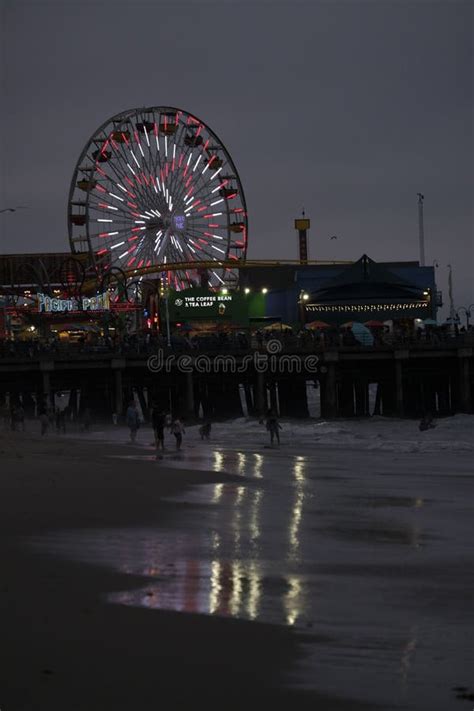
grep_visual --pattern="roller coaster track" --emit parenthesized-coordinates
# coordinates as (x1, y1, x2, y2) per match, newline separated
(87, 259, 353, 290)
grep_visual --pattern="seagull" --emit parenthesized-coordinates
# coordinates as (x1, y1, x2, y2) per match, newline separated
(0, 206, 29, 213)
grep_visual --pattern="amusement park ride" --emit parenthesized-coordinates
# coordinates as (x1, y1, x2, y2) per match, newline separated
(68, 106, 249, 291)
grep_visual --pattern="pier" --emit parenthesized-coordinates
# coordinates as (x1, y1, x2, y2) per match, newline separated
(1, 339, 472, 420)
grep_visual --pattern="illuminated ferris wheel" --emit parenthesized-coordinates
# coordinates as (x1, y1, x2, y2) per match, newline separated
(68, 106, 248, 289)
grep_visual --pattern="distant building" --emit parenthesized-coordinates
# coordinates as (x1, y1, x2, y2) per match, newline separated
(240, 254, 439, 326)
(0, 252, 92, 290)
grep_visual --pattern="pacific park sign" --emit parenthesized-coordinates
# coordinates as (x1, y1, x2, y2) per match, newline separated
(37, 292, 110, 313)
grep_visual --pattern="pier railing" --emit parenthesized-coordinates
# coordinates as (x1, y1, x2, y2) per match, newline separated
(0, 333, 473, 363)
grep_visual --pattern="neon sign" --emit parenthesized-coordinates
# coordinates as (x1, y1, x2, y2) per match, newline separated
(175, 295, 232, 309)
(37, 292, 110, 313)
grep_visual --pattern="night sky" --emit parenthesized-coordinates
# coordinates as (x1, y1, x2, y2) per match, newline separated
(1, 0, 472, 311)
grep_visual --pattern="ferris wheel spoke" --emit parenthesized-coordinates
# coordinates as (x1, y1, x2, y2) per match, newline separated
(162, 140, 193, 212)
(185, 235, 224, 263)
(179, 176, 229, 221)
(94, 159, 143, 210)
(87, 196, 132, 222)
(133, 118, 163, 193)
(177, 152, 216, 207)
(108, 126, 158, 209)
(171, 136, 212, 208)
(173, 138, 204, 200)
(186, 228, 228, 259)
(91, 230, 145, 256)
(106, 138, 153, 210)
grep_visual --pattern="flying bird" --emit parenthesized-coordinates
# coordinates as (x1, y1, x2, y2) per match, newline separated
(330, 235, 338, 240)
(0, 206, 29, 213)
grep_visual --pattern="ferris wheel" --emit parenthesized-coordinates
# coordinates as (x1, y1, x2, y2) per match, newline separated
(68, 106, 248, 289)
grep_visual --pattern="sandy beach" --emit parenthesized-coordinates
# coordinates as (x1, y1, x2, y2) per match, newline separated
(0, 428, 376, 710)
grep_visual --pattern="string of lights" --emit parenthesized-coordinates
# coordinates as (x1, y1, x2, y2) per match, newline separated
(305, 302, 429, 312)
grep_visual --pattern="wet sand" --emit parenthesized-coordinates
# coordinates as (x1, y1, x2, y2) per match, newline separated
(0, 431, 373, 710)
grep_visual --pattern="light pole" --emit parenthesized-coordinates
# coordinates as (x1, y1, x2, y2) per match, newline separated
(417, 193, 425, 266)
(165, 291, 171, 347)
(159, 272, 171, 347)
(298, 289, 309, 326)
(447, 264, 457, 322)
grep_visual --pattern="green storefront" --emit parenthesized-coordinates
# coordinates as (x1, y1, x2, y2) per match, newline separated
(162, 287, 266, 331)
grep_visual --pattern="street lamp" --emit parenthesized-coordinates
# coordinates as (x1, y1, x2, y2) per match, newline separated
(447, 264, 456, 322)
(417, 193, 425, 266)
(164, 292, 171, 347)
(159, 274, 171, 347)
(298, 289, 310, 325)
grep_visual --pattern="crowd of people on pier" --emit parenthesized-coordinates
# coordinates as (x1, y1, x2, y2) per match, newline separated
(0, 321, 473, 359)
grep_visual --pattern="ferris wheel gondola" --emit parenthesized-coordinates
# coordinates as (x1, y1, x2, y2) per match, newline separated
(68, 106, 248, 289)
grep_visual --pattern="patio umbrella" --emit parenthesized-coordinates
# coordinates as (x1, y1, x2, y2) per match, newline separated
(340, 321, 354, 328)
(262, 322, 292, 330)
(54, 323, 99, 332)
(364, 320, 385, 327)
(351, 322, 374, 345)
(305, 320, 330, 330)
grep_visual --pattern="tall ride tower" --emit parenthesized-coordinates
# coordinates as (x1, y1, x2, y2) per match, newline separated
(294, 212, 311, 264)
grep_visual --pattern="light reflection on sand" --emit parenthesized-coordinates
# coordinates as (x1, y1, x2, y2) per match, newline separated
(104, 450, 308, 628)
(288, 455, 306, 562)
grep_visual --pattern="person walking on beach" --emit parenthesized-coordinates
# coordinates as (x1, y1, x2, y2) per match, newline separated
(151, 403, 166, 451)
(16, 404, 25, 432)
(126, 401, 140, 443)
(83, 407, 91, 433)
(47, 406, 55, 430)
(10, 404, 25, 432)
(419, 412, 436, 432)
(265, 409, 282, 446)
(199, 421, 212, 440)
(55, 408, 66, 434)
(1, 402, 10, 431)
(10, 405, 19, 431)
(39, 411, 49, 436)
(170, 417, 185, 450)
